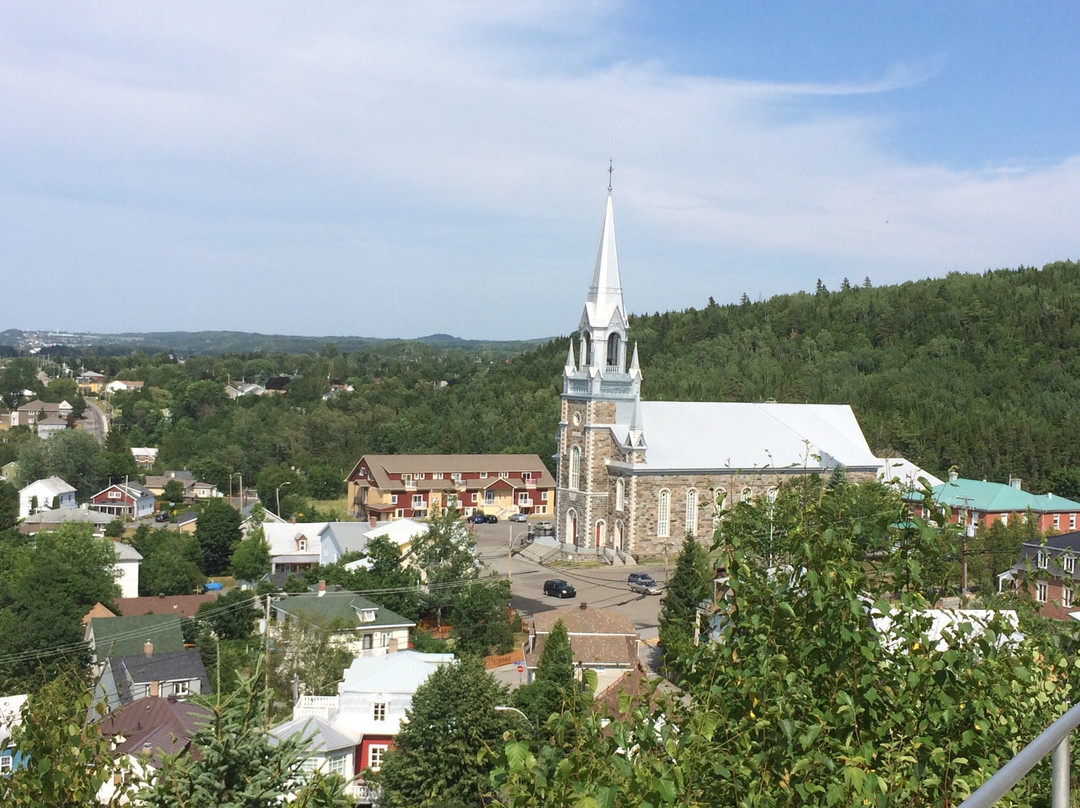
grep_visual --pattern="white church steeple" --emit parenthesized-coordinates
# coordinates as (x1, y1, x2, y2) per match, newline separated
(563, 174, 639, 403)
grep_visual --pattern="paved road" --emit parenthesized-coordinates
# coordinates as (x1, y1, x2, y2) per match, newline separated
(82, 398, 109, 446)
(469, 520, 667, 642)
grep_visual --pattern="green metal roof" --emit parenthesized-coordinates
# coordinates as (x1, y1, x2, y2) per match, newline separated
(271, 590, 414, 630)
(90, 614, 185, 660)
(932, 478, 1080, 514)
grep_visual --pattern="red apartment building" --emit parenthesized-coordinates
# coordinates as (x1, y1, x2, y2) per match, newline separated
(345, 454, 556, 521)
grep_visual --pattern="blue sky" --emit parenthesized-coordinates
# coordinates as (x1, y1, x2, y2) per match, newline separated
(2, 2, 1079, 341)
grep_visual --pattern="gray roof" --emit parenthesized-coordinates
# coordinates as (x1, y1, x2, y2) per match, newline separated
(102, 649, 211, 709)
(610, 400, 880, 473)
(339, 650, 454, 696)
(271, 716, 356, 752)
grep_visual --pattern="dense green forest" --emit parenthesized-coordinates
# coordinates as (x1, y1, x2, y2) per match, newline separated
(5, 259, 1080, 500)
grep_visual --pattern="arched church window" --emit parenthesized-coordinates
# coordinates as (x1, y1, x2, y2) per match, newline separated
(657, 489, 670, 537)
(686, 489, 698, 535)
(566, 508, 578, 544)
(742, 487, 753, 503)
(615, 478, 625, 511)
(569, 446, 581, 490)
(582, 331, 593, 366)
(595, 520, 606, 548)
(607, 333, 621, 368)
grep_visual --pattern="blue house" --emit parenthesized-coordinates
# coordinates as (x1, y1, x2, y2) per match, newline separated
(0, 694, 28, 774)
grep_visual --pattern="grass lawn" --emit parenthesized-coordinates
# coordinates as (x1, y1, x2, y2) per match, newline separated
(310, 497, 355, 520)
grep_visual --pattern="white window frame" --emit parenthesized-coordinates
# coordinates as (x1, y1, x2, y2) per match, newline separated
(0, 753, 13, 772)
(517, 492, 529, 505)
(369, 744, 389, 771)
(485, 490, 496, 505)
(686, 489, 698, 535)
(569, 446, 581, 490)
(1037, 581, 1048, 602)
(1038, 551, 1048, 570)
(411, 494, 424, 509)
(297, 539, 307, 552)
(373, 702, 387, 721)
(1065, 587, 1074, 608)
(327, 755, 346, 776)
(390, 494, 398, 505)
(401, 473, 413, 487)
(615, 479, 625, 512)
(657, 490, 670, 538)
(479, 472, 488, 479)
(1065, 555, 1076, 574)
(1071, 514, 1077, 530)
(499, 472, 509, 478)
(1054, 514, 1061, 529)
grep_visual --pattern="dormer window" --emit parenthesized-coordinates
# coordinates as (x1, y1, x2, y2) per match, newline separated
(297, 538, 307, 552)
(360, 608, 377, 623)
(1037, 551, 1048, 569)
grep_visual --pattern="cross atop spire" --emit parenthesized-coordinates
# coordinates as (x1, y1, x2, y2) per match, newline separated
(607, 160, 613, 192)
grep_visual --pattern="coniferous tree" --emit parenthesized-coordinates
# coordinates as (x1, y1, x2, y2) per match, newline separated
(658, 533, 712, 674)
(513, 618, 575, 725)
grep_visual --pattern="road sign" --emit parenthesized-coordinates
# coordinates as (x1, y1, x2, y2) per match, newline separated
(516, 664, 525, 673)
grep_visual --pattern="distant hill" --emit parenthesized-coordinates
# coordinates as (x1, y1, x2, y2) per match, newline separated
(0, 329, 548, 358)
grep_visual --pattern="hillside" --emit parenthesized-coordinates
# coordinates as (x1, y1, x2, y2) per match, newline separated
(628, 260, 1080, 495)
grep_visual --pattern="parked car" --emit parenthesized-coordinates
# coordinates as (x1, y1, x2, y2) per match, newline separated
(628, 572, 656, 586)
(509, 512, 527, 522)
(543, 579, 576, 598)
(535, 520, 554, 535)
(483, 514, 499, 524)
(154, 512, 170, 523)
(629, 576, 661, 595)
(467, 513, 487, 524)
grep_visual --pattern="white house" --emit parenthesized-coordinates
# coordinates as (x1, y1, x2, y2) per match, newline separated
(18, 476, 77, 519)
(278, 650, 454, 802)
(110, 540, 143, 599)
(265, 519, 428, 575)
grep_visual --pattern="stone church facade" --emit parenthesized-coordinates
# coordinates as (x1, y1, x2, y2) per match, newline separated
(555, 189, 883, 558)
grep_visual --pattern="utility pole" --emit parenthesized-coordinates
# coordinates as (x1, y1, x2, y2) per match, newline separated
(958, 495, 974, 597)
(507, 521, 513, 586)
(263, 592, 272, 727)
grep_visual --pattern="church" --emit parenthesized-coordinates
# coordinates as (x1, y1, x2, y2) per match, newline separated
(555, 187, 884, 557)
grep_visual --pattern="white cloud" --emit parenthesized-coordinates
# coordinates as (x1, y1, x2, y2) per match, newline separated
(0, 3, 1077, 338)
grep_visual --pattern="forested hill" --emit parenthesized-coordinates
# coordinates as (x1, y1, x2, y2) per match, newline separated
(627, 259, 1080, 496)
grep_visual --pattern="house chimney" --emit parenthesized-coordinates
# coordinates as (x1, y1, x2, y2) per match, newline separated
(143, 640, 153, 657)
(290, 516, 296, 524)
(1010, 476, 1022, 490)
(318, 580, 326, 597)
(149, 680, 159, 697)
(949, 470, 959, 483)
(369, 515, 378, 529)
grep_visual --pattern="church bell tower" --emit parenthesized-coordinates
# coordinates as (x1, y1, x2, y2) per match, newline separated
(557, 174, 643, 549)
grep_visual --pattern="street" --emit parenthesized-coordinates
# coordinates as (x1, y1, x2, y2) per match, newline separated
(469, 520, 667, 643)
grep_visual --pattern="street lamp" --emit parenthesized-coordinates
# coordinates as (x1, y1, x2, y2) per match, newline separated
(276, 480, 292, 517)
(230, 472, 243, 511)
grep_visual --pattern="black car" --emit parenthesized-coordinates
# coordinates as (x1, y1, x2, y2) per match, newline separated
(543, 579, 576, 598)
(483, 514, 499, 524)
(467, 513, 487, 524)
(154, 512, 170, 523)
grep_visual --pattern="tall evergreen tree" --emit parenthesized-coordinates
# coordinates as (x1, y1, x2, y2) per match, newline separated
(513, 618, 575, 725)
(658, 533, 712, 674)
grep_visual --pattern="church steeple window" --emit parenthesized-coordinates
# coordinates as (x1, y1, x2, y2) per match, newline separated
(569, 446, 582, 490)
(582, 332, 593, 367)
(607, 333, 621, 370)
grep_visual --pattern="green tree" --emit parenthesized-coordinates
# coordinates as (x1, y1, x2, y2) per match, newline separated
(267, 612, 353, 706)
(0, 479, 18, 530)
(162, 478, 187, 503)
(138, 664, 350, 808)
(5, 673, 116, 807)
(513, 618, 575, 726)
(195, 498, 243, 575)
(231, 526, 271, 582)
(450, 578, 513, 656)
(16, 428, 106, 498)
(412, 507, 478, 625)
(104, 518, 125, 538)
(657, 532, 712, 672)
(197, 588, 260, 641)
(0, 523, 119, 691)
(377, 656, 511, 808)
(140, 540, 204, 596)
(0, 357, 38, 408)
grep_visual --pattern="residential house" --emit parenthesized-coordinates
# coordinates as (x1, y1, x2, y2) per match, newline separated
(88, 481, 156, 520)
(265, 519, 427, 576)
(0, 461, 17, 482)
(924, 471, 1080, 534)
(0, 694, 27, 774)
(110, 540, 143, 599)
(10, 398, 72, 428)
(18, 476, 77, 519)
(17, 507, 113, 536)
(105, 380, 145, 394)
(277, 650, 455, 803)
(345, 454, 556, 521)
(224, 381, 267, 399)
(524, 603, 639, 690)
(96, 696, 211, 805)
(144, 470, 194, 498)
(114, 592, 219, 619)
(76, 371, 105, 395)
(271, 587, 415, 657)
(95, 648, 211, 712)
(85, 615, 186, 673)
(999, 531, 1080, 619)
(130, 447, 159, 468)
(176, 510, 199, 533)
(36, 412, 69, 438)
